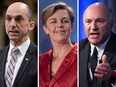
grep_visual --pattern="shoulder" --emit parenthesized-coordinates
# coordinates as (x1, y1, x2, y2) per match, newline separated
(71, 42, 78, 55)
(0, 46, 9, 61)
(110, 33, 116, 40)
(79, 38, 89, 49)
(28, 42, 37, 53)
(107, 33, 116, 46)
(39, 49, 53, 67)
(0, 46, 9, 54)
(29, 42, 37, 49)
(39, 49, 52, 59)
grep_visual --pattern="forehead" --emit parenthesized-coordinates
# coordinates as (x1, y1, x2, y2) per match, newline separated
(84, 4, 109, 19)
(6, 4, 28, 17)
(48, 9, 70, 19)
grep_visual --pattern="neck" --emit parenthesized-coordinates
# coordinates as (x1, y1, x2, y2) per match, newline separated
(52, 40, 74, 59)
(10, 37, 28, 47)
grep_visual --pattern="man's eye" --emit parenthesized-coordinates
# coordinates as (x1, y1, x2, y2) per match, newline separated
(85, 20, 91, 24)
(6, 17, 11, 21)
(97, 20, 105, 23)
(15, 16, 24, 22)
(16, 18, 22, 22)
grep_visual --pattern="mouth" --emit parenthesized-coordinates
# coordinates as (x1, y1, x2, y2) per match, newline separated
(9, 31, 19, 35)
(89, 33, 99, 39)
(55, 30, 65, 33)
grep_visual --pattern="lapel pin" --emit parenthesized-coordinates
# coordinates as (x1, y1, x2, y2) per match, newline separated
(25, 58, 29, 61)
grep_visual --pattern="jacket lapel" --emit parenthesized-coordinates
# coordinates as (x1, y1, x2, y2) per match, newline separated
(103, 34, 116, 62)
(49, 44, 77, 86)
(79, 42, 90, 87)
(13, 42, 36, 87)
(39, 49, 52, 85)
(97, 34, 116, 87)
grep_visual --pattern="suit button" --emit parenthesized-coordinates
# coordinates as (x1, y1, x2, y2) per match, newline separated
(63, 58, 71, 66)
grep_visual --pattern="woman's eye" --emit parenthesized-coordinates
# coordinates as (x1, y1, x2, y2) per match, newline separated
(62, 20, 69, 23)
(50, 20, 56, 24)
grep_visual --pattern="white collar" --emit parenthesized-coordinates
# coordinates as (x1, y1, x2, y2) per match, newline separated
(9, 38, 31, 55)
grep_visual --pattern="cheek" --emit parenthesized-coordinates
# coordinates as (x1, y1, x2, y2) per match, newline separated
(5, 22, 9, 28)
(47, 26, 55, 32)
(19, 24, 29, 33)
(65, 25, 72, 31)
(20, 23, 29, 29)
(84, 26, 89, 35)
(5, 23, 9, 33)
(99, 25, 108, 33)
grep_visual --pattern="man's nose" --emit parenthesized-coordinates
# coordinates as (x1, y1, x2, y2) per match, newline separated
(91, 21, 98, 30)
(10, 19, 16, 28)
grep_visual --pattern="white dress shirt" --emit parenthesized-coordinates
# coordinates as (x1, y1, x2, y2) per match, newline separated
(89, 35, 116, 86)
(5, 38, 31, 86)
(89, 36, 110, 80)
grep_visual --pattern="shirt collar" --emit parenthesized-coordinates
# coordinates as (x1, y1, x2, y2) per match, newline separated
(9, 38, 31, 55)
(90, 35, 111, 55)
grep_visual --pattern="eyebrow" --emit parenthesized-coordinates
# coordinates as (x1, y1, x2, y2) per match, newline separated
(49, 17, 69, 20)
(6, 14, 24, 18)
(84, 17, 105, 21)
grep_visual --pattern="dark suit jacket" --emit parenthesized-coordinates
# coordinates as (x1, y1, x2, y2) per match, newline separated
(0, 42, 37, 87)
(79, 34, 116, 87)
(39, 43, 77, 87)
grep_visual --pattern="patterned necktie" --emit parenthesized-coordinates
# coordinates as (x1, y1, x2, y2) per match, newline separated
(5, 48, 19, 87)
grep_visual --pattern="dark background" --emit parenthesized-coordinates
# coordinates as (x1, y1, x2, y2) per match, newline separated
(0, 0, 37, 48)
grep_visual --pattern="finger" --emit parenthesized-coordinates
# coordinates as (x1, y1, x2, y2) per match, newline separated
(96, 63, 109, 70)
(95, 67, 107, 74)
(102, 55, 107, 63)
(94, 73, 103, 78)
(95, 64, 109, 73)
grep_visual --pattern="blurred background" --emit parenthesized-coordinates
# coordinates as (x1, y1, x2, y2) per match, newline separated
(0, 0, 37, 48)
(79, 0, 116, 40)
(39, 0, 78, 54)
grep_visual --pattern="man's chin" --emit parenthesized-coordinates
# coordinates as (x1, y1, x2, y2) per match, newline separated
(9, 37, 19, 41)
(89, 40, 100, 46)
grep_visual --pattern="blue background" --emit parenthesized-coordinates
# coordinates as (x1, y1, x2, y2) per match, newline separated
(79, 0, 114, 40)
(39, 0, 116, 54)
(39, 0, 78, 54)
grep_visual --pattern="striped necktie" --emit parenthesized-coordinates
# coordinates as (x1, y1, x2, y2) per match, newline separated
(5, 48, 19, 87)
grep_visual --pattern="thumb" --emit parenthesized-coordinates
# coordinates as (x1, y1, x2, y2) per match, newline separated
(102, 55, 107, 63)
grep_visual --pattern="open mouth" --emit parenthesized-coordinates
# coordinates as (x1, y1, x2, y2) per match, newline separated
(90, 33, 99, 38)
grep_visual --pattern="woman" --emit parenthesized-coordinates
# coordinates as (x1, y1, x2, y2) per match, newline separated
(39, 2, 77, 87)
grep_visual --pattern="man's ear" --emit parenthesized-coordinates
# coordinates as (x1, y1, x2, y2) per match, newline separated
(29, 21, 35, 30)
(43, 25, 49, 35)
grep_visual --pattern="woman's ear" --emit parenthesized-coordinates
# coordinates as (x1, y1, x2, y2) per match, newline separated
(43, 26, 49, 35)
